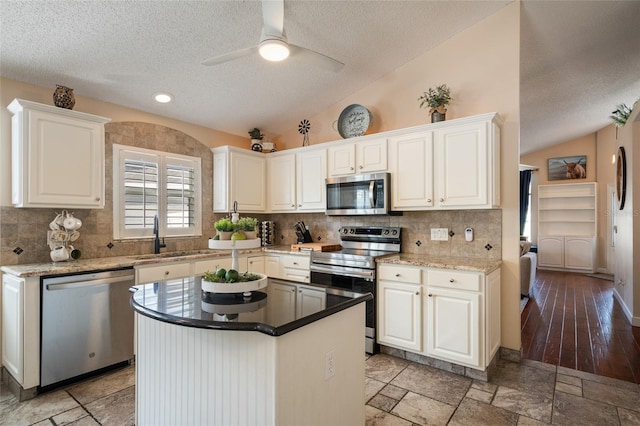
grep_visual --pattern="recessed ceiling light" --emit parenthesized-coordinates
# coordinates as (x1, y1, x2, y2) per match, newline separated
(154, 92, 173, 103)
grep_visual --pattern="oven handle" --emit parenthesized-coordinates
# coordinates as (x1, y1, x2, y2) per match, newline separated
(368, 180, 375, 208)
(310, 264, 375, 280)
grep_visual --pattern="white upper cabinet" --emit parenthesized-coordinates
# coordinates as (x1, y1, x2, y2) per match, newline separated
(434, 117, 500, 208)
(328, 138, 387, 176)
(8, 99, 110, 208)
(212, 146, 266, 212)
(389, 132, 434, 209)
(389, 113, 500, 210)
(296, 148, 327, 211)
(266, 147, 327, 213)
(267, 154, 297, 212)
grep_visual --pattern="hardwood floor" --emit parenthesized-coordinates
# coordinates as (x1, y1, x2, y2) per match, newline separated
(521, 269, 640, 384)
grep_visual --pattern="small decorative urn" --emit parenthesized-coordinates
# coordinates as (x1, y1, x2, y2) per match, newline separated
(53, 85, 75, 109)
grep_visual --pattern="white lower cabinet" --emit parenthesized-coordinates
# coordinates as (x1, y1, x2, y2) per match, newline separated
(378, 280, 422, 352)
(266, 280, 297, 325)
(247, 255, 265, 274)
(296, 284, 326, 317)
(266, 280, 326, 324)
(426, 286, 480, 367)
(538, 236, 595, 272)
(377, 264, 500, 371)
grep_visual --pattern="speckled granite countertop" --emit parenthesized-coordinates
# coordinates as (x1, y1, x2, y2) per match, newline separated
(1, 246, 310, 278)
(377, 254, 501, 273)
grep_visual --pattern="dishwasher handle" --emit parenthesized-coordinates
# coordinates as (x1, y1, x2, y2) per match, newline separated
(46, 275, 133, 291)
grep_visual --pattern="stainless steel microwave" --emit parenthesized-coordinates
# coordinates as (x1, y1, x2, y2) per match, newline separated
(325, 172, 390, 215)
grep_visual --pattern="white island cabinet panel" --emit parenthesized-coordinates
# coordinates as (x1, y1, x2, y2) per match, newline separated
(135, 304, 365, 426)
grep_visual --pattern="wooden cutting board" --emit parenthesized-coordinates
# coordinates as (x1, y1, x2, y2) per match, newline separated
(291, 242, 342, 252)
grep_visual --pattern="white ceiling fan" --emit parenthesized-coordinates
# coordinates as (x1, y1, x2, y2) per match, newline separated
(201, 0, 344, 72)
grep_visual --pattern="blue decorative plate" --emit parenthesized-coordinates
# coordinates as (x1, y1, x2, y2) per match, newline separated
(337, 104, 372, 138)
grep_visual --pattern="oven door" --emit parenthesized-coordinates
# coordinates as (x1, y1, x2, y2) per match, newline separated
(310, 268, 376, 353)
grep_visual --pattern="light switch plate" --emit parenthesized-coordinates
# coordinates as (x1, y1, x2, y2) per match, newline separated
(430, 228, 449, 241)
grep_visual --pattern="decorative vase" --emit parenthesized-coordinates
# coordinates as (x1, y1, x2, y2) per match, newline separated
(244, 230, 257, 240)
(53, 85, 75, 109)
(431, 110, 446, 123)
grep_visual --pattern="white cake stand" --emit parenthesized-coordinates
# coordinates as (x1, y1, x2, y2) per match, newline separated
(207, 238, 261, 271)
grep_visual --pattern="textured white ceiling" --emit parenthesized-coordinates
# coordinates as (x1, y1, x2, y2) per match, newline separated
(1, 1, 639, 153)
(520, 1, 640, 154)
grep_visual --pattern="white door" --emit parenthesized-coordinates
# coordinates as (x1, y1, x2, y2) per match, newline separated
(377, 281, 422, 351)
(2, 274, 24, 383)
(230, 151, 266, 212)
(268, 154, 296, 211)
(27, 110, 104, 208)
(389, 132, 433, 209)
(357, 138, 387, 173)
(564, 237, 595, 271)
(296, 149, 327, 211)
(266, 281, 296, 324)
(607, 184, 616, 274)
(328, 143, 356, 176)
(538, 236, 564, 268)
(296, 286, 326, 317)
(435, 122, 488, 207)
(247, 256, 265, 274)
(426, 287, 480, 368)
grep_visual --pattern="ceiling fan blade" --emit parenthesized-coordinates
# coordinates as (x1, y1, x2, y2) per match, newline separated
(262, 0, 285, 37)
(201, 46, 258, 66)
(289, 44, 344, 72)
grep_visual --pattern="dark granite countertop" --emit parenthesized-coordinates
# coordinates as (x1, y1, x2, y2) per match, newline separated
(130, 275, 371, 336)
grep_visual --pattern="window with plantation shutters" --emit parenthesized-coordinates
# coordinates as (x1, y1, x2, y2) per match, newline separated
(113, 144, 202, 240)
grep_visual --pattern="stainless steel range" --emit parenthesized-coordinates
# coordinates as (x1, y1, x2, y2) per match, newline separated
(310, 226, 401, 353)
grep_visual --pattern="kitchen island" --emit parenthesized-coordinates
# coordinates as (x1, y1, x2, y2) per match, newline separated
(130, 275, 371, 426)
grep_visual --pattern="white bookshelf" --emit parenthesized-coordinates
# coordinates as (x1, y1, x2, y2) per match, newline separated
(537, 182, 596, 272)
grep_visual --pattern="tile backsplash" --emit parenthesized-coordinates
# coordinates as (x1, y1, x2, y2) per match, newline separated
(0, 121, 501, 266)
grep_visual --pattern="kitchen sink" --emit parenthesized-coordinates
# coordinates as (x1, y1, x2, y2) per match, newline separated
(130, 250, 215, 260)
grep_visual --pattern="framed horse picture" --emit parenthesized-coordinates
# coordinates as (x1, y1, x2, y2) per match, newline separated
(547, 155, 587, 181)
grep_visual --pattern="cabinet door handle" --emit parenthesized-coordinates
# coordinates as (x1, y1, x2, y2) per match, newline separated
(350, 166, 354, 171)
(449, 278, 455, 283)
(415, 291, 420, 295)
(395, 273, 400, 277)
(359, 165, 363, 169)
(440, 198, 445, 202)
(165, 271, 170, 276)
(298, 204, 302, 207)
(293, 262, 298, 265)
(427, 198, 432, 203)
(95, 197, 101, 202)
(428, 293, 433, 297)
(291, 204, 295, 208)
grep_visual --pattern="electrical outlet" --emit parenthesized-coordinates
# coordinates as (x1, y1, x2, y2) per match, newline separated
(325, 349, 336, 380)
(430, 228, 449, 241)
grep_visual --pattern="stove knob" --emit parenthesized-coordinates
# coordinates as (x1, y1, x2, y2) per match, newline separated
(383, 229, 389, 235)
(342, 228, 349, 234)
(350, 229, 355, 234)
(392, 230, 398, 235)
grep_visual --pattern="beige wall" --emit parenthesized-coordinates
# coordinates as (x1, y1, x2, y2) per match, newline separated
(278, 3, 522, 351)
(520, 128, 617, 272)
(614, 102, 639, 325)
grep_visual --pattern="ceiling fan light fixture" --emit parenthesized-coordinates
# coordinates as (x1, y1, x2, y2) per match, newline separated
(154, 92, 173, 103)
(259, 38, 290, 62)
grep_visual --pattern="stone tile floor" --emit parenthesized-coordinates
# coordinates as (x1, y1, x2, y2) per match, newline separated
(2, 354, 640, 425)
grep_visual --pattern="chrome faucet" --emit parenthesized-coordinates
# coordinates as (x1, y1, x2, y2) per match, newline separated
(153, 215, 166, 254)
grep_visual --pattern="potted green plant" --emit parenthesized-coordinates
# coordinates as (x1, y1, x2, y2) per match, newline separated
(249, 128, 264, 152)
(609, 103, 635, 128)
(418, 84, 452, 123)
(214, 218, 235, 240)
(235, 217, 258, 239)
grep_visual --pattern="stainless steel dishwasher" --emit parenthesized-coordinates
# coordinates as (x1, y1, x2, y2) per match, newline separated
(41, 268, 135, 387)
